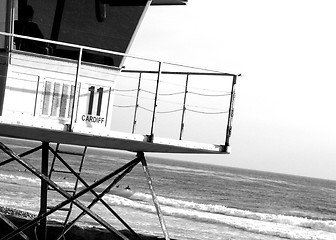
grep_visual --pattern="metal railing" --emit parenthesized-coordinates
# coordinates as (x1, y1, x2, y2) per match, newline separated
(0, 31, 239, 147)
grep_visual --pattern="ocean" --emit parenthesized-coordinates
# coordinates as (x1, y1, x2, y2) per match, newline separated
(0, 137, 336, 240)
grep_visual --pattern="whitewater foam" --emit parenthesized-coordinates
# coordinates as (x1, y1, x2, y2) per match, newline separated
(104, 192, 336, 239)
(0, 173, 40, 185)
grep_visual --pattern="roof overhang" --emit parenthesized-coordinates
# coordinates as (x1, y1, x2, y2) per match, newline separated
(151, 0, 187, 5)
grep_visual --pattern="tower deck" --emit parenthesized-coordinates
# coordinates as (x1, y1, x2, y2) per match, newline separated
(0, 121, 226, 154)
(0, 36, 238, 155)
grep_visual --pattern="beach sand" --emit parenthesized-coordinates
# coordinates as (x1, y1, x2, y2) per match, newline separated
(0, 207, 173, 240)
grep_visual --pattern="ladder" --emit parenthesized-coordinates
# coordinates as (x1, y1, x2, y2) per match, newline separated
(47, 143, 87, 229)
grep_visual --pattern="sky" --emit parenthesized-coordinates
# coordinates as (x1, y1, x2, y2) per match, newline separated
(128, 0, 336, 180)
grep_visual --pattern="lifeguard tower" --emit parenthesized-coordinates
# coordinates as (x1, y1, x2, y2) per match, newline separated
(0, 0, 239, 239)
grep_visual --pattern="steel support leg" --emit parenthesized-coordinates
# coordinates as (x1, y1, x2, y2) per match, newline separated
(0, 142, 130, 240)
(139, 152, 170, 240)
(38, 142, 49, 240)
(0, 213, 29, 240)
(0, 142, 170, 240)
(56, 155, 143, 240)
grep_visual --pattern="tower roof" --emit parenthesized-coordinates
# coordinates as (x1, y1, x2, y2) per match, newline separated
(151, 0, 187, 5)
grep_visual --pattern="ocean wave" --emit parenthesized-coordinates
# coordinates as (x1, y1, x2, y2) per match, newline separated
(2, 172, 336, 236)
(2, 172, 336, 239)
(0, 173, 85, 190)
(53, 181, 84, 189)
(150, 163, 216, 176)
(107, 192, 336, 238)
(0, 173, 40, 185)
(150, 163, 262, 184)
(0, 196, 40, 212)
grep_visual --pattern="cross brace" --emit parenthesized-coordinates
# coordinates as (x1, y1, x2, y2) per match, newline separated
(0, 141, 170, 240)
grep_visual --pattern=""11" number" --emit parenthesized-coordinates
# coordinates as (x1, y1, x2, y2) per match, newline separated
(88, 86, 104, 116)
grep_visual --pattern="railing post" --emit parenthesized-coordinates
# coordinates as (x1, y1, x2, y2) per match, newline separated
(8, 0, 15, 52)
(132, 72, 142, 134)
(69, 47, 83, 131)
(179, 74, 189, 140)
(149, 62, 162, 141)
(224, 75, 237, 151)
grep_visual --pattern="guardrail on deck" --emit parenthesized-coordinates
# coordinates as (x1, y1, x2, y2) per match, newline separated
(0, 31, 239, 148)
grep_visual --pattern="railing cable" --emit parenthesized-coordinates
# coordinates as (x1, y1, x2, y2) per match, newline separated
(157, 109, 183, 114)
(113, 104, 136, 108)
(138, 106, 153, 112)
(186, 108, 229, 115)
(158, 91, 185, 96)
(187, 91, 231, 97)
(114, 89, 138, 92)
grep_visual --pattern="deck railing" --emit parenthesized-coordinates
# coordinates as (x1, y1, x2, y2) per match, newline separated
(0, 31, 239, 148)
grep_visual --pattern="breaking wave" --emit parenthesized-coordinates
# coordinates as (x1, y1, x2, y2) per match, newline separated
(104, 192, 336, 240)
(2, 172, 336, 240)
